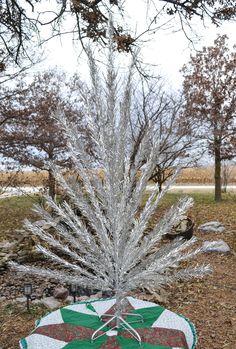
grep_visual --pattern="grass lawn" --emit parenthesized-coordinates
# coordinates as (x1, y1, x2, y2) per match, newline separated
(1, 190, 235, 244)
(0, 195, 41, 241)
(0, 191, 236, 349)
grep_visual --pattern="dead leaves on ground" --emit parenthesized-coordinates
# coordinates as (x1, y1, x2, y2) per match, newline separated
(1, 194, 236, 348)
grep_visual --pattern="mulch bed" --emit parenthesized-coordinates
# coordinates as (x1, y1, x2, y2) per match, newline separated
(0, 198, 236, 349)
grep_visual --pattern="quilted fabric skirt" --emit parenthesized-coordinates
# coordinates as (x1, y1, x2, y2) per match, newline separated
(20, 297, 197, 349)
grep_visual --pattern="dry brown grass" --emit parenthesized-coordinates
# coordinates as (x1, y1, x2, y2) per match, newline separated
(177, 166, 236, 184)
(177, 167, 215, 184)
(1, 166, 236, 187)
(0, 169, 104, 188)
(0, 171, 48, 187)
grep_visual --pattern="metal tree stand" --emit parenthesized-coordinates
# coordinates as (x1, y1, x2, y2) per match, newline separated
(91, 311, 144, 344)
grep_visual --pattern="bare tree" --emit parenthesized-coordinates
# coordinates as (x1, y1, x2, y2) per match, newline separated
(131, 81, 195, 191)
(182, 35, 236, 201)
(0, 69, 84, 198)
(0, 1, 235, 64)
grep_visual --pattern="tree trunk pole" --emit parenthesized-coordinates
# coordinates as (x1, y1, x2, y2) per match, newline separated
(214, 147, 222, 202)
(48, 169, 56, 199)
(157, 166, 162, 192)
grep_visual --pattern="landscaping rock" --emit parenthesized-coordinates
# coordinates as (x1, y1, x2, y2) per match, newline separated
(1, 255, 11, 263)
(65, 296, 74, 303)
(198, 221, 225, 233)
(89, 292, 102, 300)
(32, 299, 44, 305)
(0, 241, 16, 250)
(78, 295, 89, 301)
(0, 260, 6, 268)
(14, 229, 26, 234)
(102, 290, 114, 298)
(32, 290, 44, 299)
(202, 240, 230, 253)
(15, 297, 27, 303)
(53, 287, 69, 301)
(0, 262, 67, 299)
(94, 291, 102, 299)
(17, 250, 29, 257)
(0, 231, 40, 270)
(41, 296, 61, 309)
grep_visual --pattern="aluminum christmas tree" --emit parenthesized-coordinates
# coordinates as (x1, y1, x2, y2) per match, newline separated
(10, 31, 211, 342)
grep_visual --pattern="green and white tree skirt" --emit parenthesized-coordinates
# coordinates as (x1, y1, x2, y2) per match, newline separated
(20, 297, 197, 349)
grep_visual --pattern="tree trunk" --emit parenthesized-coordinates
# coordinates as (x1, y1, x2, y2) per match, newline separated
(214, 147, 222, 202)
(48, 169, 56, 199)
(151, 165, 163, 192)
(221, 161, 228, 193)
(158, 180, 162, 192)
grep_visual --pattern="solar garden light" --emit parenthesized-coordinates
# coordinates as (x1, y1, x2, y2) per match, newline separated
(23, 283, 32, 312)
(70, 284, 77, 303)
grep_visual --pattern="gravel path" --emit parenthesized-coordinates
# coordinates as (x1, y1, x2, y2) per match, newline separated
(2, 184, 236, 198)
(146, 184, 236, 192)
(0, 186, 43, 198)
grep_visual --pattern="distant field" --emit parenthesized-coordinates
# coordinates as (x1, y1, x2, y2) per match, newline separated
(0, 170, 49, 187)
(0, 166, 236, 187)
(177, 166, 236, 184)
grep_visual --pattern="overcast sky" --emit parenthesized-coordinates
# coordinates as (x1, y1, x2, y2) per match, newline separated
(34, 2, 236, 91)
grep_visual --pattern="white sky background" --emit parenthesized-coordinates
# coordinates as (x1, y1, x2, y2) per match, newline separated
(2, 1, 235, 170)
(16, 1, 235, 169)
(33, 1, 236, 91)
